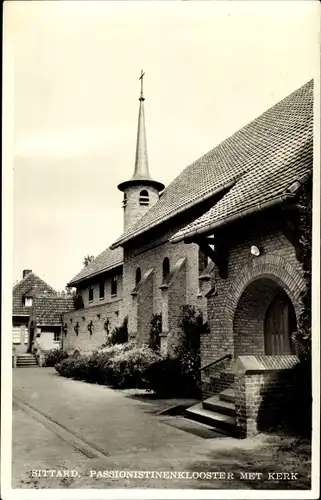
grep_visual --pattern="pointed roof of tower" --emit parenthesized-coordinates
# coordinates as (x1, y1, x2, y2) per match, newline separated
(118, 71, 165, 192)
(111, 79, 313, 249)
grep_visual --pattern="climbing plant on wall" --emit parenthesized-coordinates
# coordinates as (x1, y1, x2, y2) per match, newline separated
(293, 176, 312, 361)
(149, 314, 162, 351)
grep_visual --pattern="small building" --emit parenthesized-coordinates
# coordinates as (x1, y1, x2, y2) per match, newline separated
(30, 294, 74, 351)
(12, 270, 73, 354)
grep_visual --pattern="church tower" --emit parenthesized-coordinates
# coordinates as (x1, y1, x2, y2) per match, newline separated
(118, 71, 165, 231)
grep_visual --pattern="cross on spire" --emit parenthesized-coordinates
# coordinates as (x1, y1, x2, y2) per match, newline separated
(139, 70, 145, 101)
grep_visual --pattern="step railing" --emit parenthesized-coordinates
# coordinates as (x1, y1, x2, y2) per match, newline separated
(200, 354, 232, 373)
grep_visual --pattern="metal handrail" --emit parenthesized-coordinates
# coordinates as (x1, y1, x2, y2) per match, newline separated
(200, 353, 232, 372)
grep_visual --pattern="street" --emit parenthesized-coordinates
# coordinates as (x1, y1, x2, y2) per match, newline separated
(12, 367, 310, 490)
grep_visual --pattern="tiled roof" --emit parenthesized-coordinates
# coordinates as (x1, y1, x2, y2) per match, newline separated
(67, 246, 123, 286)
(13, 272, 56, 316)
(111, 79, 313, 248)
(33, 296, 74, 326)
(171, 126, 312, 241)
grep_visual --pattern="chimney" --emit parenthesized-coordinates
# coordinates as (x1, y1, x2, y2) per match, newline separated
(23, 269, 32, 279)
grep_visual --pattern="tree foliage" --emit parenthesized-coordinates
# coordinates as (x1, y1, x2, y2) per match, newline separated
(83, 255, 95, 267)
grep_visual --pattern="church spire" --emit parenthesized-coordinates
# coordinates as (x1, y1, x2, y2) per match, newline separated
(132, 70, 151, 181)
(118, 71, 164, 193)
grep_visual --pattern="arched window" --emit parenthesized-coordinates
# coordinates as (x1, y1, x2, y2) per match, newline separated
(162, 257, 170, 281)
(122, 193, 127, 208)
(139, 190, 149, 206)
(135, 267, 141, 285)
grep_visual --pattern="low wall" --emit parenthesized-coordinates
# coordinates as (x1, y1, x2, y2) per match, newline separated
(234, 355, 301, 438)
(62, 300, 123, 354)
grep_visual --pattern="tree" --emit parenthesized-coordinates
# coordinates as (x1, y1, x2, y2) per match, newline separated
(83, 255, 95, 267)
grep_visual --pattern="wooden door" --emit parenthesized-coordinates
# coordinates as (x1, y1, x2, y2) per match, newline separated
(264, 292, 296, 355)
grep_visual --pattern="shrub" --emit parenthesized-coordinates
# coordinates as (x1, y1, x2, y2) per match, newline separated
(44, 348, 69, 367)
(145, 305, 204, 397)
(175, 305, 202, 395)
(109, 346, 162, 389)
(109, 316, 128, 345)
(145, 357, 184, 397)
(55, 342, 162, 389)
(55, 357, 79, 377)
(149, 313, 162, 351)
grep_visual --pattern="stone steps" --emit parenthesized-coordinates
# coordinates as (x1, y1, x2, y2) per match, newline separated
(219, 388, 236, 404)
(16, 354, 38, 367)
(203, 394, 236, 417)
(185, 388, 237, 436)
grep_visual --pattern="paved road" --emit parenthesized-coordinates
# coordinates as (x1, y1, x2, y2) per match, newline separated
(12, 367, 304, 491)
(12, 367, 233, 489)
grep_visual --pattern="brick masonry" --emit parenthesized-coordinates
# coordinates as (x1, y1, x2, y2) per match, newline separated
(122, 220, 208, 346)
(122, 184, 160, 231)
(202, 225, 305, 366)
(62, 299, 122, 353)
(134, 269, 154, 345)
(234, 355, 300, 438)
(76, 271, 123, 310)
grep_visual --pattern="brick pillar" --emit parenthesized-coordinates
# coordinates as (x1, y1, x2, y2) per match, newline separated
(167, 258, 186, 357)
(129, 295, 138, 340)
(160, 287, 169, 355)
(131, 268, 154, 345)
(234, 355, 300, 438)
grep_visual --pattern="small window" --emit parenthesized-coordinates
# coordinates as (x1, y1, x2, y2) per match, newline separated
(198, 247, 208, 274)
(111, 275, 118, 297)
(24, 297, 33, 307)
(139, 189, 149, 206)
(123, 193, 127, 208)
(54, 331, 61, 342)
(162, 257, 170, 281)
(89, 285, 94, 302)
(99, 281, 105, 299)
(135, 267, 141, 285)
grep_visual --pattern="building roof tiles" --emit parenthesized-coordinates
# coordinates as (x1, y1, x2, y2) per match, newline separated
(112, 79, 313, 248)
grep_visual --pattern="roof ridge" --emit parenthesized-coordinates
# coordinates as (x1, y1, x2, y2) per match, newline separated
(67, 245, 124, 286)
(13, 271, 36, 290)
(13, 272, 56, 292)
(111, 79, 313, 248)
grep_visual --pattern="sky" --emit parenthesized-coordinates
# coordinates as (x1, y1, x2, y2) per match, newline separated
(5, 0, 319, 290)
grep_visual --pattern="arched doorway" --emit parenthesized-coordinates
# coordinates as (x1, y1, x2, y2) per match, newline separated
(233, 277, 297, 357)
(264, 292, 296, 355)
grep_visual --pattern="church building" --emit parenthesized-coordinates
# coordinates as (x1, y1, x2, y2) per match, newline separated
(63, 72, 215, 353)
(62, 77, 313, 435)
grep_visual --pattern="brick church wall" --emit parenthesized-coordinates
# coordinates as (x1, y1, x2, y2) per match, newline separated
(202, 225, 305, 367)
(132, 269, 155, 345)
(123, 221, 203, 340)
(62, 299, 123, 353)
(76, 271, 123, 309)
(166, 258, 187, 356)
